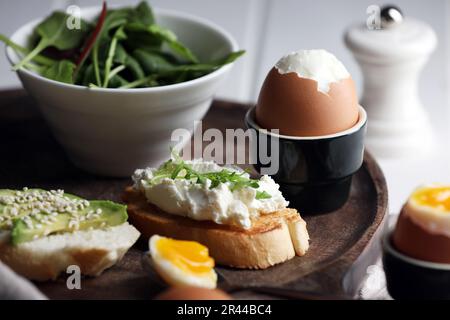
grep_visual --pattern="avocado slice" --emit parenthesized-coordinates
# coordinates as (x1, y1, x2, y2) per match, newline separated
(0, 189, 128, 245)
(0, 189, 84, 230)
(11, 200, 127, 245)
(0, 189, 83, 230)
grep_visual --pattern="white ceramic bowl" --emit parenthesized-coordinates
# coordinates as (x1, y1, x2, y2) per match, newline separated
(6, 7, 239, 177)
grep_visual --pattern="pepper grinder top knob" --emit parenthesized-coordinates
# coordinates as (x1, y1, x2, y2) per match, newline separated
(380, 5, 403, 28)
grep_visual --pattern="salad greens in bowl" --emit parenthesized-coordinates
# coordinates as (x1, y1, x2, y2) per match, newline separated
(1, 1, 243, 88)
(2, 1, 242, 176)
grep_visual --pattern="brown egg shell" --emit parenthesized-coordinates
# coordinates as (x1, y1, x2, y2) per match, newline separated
(255, 67, 359, 137)
(155, 286, 232, 300)
(393, 207, 450, 264)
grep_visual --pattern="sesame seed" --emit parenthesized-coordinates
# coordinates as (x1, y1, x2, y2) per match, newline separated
(68, 219, 80, 230)
(10, 207, 18, 216)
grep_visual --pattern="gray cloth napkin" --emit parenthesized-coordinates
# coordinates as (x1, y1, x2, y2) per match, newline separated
(0, 261, 47, 300)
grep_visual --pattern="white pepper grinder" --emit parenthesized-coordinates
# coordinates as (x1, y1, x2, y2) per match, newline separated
(345, 6, 437, 159)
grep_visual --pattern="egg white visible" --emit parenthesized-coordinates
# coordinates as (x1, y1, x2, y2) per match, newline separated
(149, 235, 217, 289)
(406, 184, 450, 238)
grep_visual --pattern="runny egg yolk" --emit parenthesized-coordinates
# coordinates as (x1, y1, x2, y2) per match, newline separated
(413, 186, 450, 212)
(156, 237, 215, 275)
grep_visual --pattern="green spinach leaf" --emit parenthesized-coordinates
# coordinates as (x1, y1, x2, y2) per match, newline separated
(14, 12, 90, 70)
(41, 59, 76, 84)
(83, 63, 129, 88)
(133, 49, 176, 74)
(91, 7, 129, 86)
(103, 26, 127, 87)
(151, 50, 245, 81)
(124, 54, 145, 79)
(129, 1, 154, 25)
(119, 74, 158, 89)
(107, 73, 129, 88)
(125, 23, 198, 63)
(113, 43, 128, 64)
(0, 34, 55, 66)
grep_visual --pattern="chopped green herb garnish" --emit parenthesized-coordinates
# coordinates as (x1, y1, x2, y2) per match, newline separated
(150, 151, 271, 199)
(256, 191, 272, 200)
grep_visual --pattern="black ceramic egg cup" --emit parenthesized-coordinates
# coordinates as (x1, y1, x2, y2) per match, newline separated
(245, 106, 367, 214)
(383, 230, 450, 300)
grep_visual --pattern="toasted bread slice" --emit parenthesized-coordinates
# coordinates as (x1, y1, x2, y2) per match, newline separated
(123, 187, 309, 269)
(0, 223, 140, 281)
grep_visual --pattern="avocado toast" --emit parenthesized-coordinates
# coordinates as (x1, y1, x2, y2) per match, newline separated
(0, 188, 140, 281)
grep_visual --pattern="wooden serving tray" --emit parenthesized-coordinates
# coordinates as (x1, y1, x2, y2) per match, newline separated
(0, 89, 388, 299)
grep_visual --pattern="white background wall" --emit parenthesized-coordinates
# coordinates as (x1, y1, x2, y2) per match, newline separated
(0, 0, 449, 212)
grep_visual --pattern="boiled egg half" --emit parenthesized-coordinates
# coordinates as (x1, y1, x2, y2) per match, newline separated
(149, 235, 217, 288)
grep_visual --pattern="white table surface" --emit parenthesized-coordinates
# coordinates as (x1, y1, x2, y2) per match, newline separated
(374, 138, 450, 216)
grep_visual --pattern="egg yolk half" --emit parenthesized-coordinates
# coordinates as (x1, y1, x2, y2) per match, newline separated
(156, 237, 215, 275)
(413, 186, 450, 212)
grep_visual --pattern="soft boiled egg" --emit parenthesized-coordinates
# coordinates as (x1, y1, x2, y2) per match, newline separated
(149, 235, 218, 289)
(255, 49, 359, 137)
(393, 185, 450, 263)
